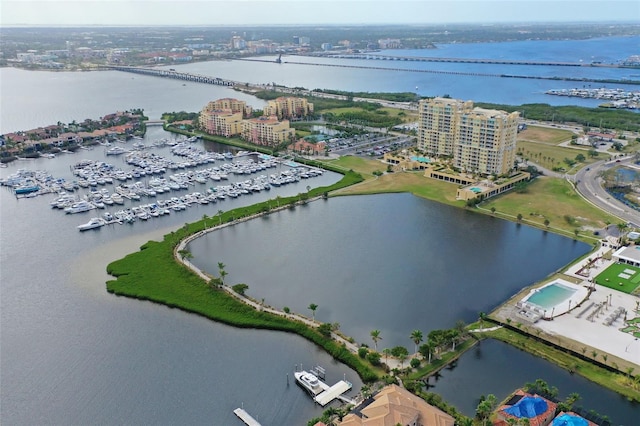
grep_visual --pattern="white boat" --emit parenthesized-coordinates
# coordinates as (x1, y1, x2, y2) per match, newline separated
(106, 146, 127, 155)
(111, 193, 125, 204)
(77, 217, 106, 231)
(65, 200, 95, 214)
(294, 371, 322, 395)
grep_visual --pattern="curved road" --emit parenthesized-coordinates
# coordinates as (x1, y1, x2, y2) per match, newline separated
(575, 156, 640, 227)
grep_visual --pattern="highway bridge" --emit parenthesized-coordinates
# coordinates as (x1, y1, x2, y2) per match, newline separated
(107, 66, 237, 86)
(312, 53, 623, 68)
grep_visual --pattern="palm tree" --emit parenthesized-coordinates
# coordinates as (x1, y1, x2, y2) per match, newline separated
(410, 330, 423, 354)
(382, 348, 391, 364)
(479, 312, 487, 330)
(217, 262, 227, 285)
(308, 303, 318, 322)
(370, 329, 382, 351)
(217, 209, 224, 225)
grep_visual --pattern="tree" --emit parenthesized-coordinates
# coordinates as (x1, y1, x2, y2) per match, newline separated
(217, 262, 227, 285)
(177, 249, 192, 261)
(575, 153, 586, 162)
(371, 329, 382, 351)
(419, 342, 434, 363)
(232, 283, 248, 295)
(517, 213, 523, 223)
(382, 348, 392, 364)
(490, 206, 496, 215)
(479, 312, 487, 330)
(544, 218, 550, 228)
(410, 329, 423, 354)
(476, 394, 497, 425)
(308, 303, 318, 322)
(217, 209, 224, 225)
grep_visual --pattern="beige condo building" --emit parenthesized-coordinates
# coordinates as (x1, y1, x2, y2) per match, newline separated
(241, 116, 295, 147)
(202, 98, 252, 117)
(263, 97, 314, 119)
(418, 97, 518, 175)
(199, 109, 243, 137)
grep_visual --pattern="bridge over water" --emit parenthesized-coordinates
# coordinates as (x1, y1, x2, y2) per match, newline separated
(314, 53, 624, 69)
(107, 66, 237, 87)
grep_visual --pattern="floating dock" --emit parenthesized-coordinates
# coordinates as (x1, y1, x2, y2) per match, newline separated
(233, 408, 262, 426)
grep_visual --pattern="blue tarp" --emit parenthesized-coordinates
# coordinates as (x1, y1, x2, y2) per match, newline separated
(504, 396, 548, 418)
(552, 413, 589, 426)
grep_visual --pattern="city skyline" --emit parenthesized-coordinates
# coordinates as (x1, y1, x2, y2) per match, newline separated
(2, 0, 638, 26)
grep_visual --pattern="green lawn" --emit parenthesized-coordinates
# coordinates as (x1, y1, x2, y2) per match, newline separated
(482, 177, 618, 236)
(594, 262, 640, 294)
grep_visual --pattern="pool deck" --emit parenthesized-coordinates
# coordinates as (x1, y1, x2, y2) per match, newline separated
(493, 243, 640, 368)
(534, 285, 640, 366)
(519, 279, 589, 319)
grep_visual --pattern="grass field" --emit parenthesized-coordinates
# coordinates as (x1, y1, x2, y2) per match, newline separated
(518, 125, 575, 145)
(322, 155, 386, 177)
(517, 140, 606, 172)
(594, 262, 640, 294)
(482, 177, 619, 237)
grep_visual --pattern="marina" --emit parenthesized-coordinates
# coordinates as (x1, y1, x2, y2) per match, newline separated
(545, 87, 640, 109)
(0, 138, 326, 231)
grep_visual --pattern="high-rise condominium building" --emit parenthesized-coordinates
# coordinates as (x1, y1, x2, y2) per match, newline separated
(418, 97, 519, 175)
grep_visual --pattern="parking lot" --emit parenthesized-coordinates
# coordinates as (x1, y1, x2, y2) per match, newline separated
(326, 132, 415, 157)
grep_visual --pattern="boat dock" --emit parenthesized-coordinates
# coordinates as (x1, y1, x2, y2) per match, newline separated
(295, 367, 355, 407)
(315, 380, 354, 406)
(233, 408, 262, 426)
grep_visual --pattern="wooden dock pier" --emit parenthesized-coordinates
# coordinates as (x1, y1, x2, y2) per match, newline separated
(233, 408, 262, 426)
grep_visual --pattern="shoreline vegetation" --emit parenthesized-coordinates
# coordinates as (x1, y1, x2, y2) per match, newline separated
(102, 96, 640, 417)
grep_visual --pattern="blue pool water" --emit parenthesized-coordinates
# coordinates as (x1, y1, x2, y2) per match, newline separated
(526, 282, 576, 310)
(470, 187, 482, 193)
(409, 156, 431, 163)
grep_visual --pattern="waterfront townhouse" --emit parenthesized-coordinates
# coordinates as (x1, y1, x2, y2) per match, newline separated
(202, 98, 252, 118)
(241, 116, 295, 147)
(418, 97, 518, 176)
(262, 97, 314, 120)
(199, 109, 243, 137)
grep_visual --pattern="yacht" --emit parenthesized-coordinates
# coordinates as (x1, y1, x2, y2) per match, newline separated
(65, 200, 95, 214)
(106, 146, 127, 155)
(77, 217, 106, 231)
(294, 371, 323, 396)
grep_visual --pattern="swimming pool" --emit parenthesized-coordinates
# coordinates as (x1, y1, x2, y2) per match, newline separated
(525, 282, 577, 311)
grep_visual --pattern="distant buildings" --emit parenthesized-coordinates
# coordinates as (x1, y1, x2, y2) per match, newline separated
(202, 98, 253, 117)
(263, 97, 314, 120)
(418, 97, 519, 176)
(199, 98, 297, 147)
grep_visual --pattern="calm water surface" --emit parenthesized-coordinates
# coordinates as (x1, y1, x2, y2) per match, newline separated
(187, 193, 590, 348)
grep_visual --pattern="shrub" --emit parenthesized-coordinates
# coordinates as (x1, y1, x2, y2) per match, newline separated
(358, 347, 369, 359)
(410, 357, 421, 369)
(367, 351, 381, 366)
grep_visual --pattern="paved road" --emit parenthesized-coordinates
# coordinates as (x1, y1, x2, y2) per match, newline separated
(575, 156, 640, 226)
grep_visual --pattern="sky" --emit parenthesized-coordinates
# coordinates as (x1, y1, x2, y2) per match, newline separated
(2, 0, 639, 26)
